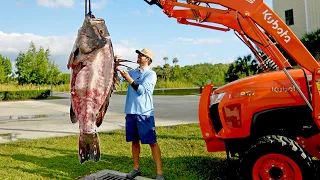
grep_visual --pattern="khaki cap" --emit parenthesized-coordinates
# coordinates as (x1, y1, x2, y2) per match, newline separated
(136, 48, 154, 61)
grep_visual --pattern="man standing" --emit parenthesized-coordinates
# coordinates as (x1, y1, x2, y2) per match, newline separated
(117, 48, 164, 180)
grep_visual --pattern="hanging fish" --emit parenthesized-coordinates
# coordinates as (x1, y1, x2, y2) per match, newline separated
(67, 13, 132, 164)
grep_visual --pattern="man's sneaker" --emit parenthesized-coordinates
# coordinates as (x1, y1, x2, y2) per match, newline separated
(126, 168, 141, 179)
(156, 174, 165, 180)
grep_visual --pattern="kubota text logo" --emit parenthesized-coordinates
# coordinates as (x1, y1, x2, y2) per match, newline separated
(246, 0, 255, 4)
(271, 85, 298, 93)
(263, 9, 291, 43)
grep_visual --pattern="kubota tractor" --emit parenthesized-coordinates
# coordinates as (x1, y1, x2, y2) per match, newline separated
(144, 0, 320, 179)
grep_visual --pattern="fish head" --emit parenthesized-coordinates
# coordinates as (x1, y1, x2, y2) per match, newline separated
(67, 14, 111, 69)
(78, 14, 110, 54)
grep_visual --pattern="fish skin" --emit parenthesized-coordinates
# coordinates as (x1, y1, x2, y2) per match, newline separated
(67, 14, 117, 164)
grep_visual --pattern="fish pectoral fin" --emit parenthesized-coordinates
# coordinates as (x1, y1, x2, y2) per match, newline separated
(78, 133, 101, 164)
(67, 53, 74, 69)
(96, 90, 112, 127)
(70, 105, 78, 124)
(67, 48, 80, 69)
(96, 99, 109, 127)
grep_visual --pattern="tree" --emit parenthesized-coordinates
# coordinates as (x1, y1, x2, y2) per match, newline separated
(31, 46, 50, 84)
(301, 28, 320, 60)
(172, 57, 179, 66)
(0, 55, 12, 82)
(235, 54, 252, 76)
(163, 57, 168, 65)
(57, 73, 70, 84)
(15, 41, 62, 85)
(224, 54, 261, 83)
(15, 50, 33, 84)
(152, 65, 164, 79)
(48, 61, 61, 85)
(0, 65, 5, 83)
(163, 63, 171, 81)
(249, 59, 263, 75)
(224, 63, 239, 83)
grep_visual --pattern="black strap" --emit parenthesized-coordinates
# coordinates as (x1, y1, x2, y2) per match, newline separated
(131, 81, 139, 91)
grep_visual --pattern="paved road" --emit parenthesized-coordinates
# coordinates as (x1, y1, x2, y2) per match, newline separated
(52, 92, 200, 122)
(0, 93, 201, 143)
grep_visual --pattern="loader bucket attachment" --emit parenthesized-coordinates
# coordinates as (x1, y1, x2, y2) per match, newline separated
(198, 84, 226, 152)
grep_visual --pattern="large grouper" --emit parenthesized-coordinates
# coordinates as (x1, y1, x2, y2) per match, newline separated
(67, 13, 130, 164)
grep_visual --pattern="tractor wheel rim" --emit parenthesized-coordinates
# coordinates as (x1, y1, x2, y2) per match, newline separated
(252, 153, 302, 180)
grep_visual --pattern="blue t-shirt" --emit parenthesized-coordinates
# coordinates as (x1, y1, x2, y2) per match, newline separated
(124, 66, 157, 116)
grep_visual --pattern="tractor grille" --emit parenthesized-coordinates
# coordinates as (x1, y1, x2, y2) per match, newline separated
(209, 103, 223, 133)
(95, 173, 127, 180)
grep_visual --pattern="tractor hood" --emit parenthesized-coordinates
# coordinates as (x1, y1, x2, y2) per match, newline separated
(214, 68, 311, 94)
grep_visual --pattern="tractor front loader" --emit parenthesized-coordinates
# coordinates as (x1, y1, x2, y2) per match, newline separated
(144, 0, 320, 179)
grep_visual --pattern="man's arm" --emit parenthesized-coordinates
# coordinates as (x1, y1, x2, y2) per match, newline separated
(135, 71, 157, 96)
(119, 70, 156, 95)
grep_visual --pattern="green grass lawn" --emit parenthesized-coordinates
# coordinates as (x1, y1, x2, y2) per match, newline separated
(0, 124, 235, 180)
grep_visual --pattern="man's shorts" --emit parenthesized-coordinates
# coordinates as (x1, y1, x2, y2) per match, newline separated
(125, 114, 157, 144)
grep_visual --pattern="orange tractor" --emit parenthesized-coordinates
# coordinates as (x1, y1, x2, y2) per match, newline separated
(145, 0, 320, 179)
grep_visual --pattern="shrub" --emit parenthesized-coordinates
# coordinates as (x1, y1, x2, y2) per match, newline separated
(0, 89, 51, 101)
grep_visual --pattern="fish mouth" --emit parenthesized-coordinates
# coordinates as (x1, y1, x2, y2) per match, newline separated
(80, 33, 93, 38)
(81, 33, 88, 37)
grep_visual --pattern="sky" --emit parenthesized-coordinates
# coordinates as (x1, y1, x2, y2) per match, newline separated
(0, 0, 272, 73)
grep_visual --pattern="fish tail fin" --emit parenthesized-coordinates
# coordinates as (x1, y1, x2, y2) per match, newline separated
(78, 132, 100, 164)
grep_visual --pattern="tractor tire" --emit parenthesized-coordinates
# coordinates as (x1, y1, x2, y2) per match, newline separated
(239, 135, 315, 180)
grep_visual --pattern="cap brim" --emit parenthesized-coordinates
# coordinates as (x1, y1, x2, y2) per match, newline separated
(135, 50, 143, 55)
(136, 50, 152, 61)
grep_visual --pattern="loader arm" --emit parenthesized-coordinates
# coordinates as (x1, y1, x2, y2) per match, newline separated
(144, 0, 320, 129)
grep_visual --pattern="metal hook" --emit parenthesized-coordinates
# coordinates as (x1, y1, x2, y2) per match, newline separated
(85, 0, 87, 16)
(88, 0, 92, 16)
(85, 0, 92, 17)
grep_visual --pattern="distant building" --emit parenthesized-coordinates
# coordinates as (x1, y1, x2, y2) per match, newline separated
(272, 0, 320, 38)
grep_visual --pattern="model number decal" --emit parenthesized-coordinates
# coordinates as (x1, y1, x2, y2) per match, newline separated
(263, 9, 291, 43)
(229, 90, 254, 98)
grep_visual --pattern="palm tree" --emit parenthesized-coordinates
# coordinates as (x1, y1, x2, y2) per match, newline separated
(172, 57, 179, 66)
(224, 63, 239, 83)
(163, 57, 168, 65)
(249, 59, 263, 75)
(235, 54, 252, 76)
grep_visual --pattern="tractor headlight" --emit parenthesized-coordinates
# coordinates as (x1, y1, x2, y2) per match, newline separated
(210, 92, 226, 106)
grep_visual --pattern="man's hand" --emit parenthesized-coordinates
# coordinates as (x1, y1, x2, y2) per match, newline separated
(115, 54, 134, 84)
(118, 69, 134, 84)
(114, 55, 120, 62)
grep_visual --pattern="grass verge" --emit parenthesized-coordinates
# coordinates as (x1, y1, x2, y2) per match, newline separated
(0, 124, 235, 180)
(0, 84, 69, 92)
